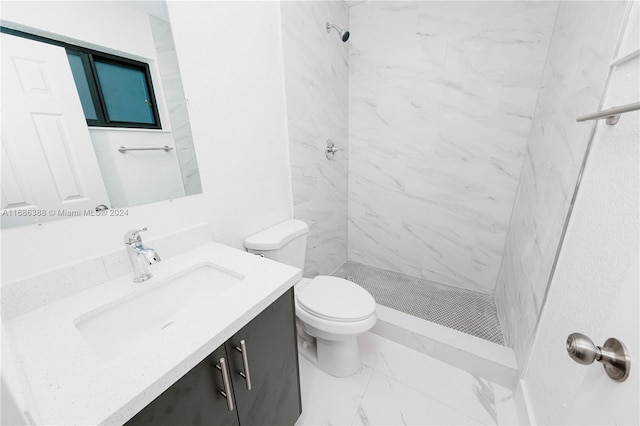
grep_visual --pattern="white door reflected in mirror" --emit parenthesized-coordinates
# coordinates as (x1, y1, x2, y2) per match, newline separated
(1, 34, 111, 228)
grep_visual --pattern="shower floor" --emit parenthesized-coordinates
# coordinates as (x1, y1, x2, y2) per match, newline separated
(332, 261, 505, 345)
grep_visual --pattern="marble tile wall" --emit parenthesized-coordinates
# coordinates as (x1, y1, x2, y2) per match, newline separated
(348, 2, 558, 293)
(149, 16, 202, 196)
(280, 1, 349, 276)
(524, 6, 638, 421)
(494, 1, 629, 367)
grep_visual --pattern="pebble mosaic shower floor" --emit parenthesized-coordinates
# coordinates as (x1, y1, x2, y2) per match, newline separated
(332, 261, 505, 345)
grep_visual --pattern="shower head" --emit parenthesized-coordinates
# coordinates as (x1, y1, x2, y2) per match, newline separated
(326, 22, 350, 42)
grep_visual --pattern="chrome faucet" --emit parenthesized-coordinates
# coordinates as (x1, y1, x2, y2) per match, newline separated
(124, 227, 161, 283)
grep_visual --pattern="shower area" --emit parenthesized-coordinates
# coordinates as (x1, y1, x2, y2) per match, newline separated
(280, 1, 629, 371)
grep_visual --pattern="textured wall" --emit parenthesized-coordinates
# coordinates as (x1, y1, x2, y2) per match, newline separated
(1, 1, 293, 283)
(525, 3, 638, 421)
(494, 1, 628, 367)
(348, 1, 557, 293)
(280, 1, 349, 276)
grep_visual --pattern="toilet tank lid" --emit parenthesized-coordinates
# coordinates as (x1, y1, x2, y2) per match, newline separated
(244, 219, 308, 250)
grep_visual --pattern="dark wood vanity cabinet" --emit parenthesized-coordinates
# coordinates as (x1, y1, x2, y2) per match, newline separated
(125, 288, 301, 426)
(123, 344, 239, 426)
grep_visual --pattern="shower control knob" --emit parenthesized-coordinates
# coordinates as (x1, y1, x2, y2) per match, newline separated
(325, 140, 344, 160)
(566, 332, 631, 382)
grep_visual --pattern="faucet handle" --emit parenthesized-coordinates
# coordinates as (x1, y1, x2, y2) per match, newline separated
(124, 227, 148, 244)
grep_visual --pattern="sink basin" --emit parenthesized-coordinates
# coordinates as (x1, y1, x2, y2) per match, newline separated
(75, 262, 244, 360)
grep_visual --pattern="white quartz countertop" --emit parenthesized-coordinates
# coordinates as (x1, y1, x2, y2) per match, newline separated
(5, 242, 301, 425)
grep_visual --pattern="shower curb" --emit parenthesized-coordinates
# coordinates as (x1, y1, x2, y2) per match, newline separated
(371, 304, 519, 389)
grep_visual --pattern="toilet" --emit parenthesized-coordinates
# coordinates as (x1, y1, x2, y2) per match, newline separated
(245, 220, 376, 377)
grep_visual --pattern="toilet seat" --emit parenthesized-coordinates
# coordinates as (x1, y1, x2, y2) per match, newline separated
(296, 276, 376, 323)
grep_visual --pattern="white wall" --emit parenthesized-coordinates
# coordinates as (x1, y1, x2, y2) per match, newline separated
(347, 1, 557, 293)
(523, 3, 639, 422)
(280, 1, 349, 276)
(1, 1, 156, 59)
(1, 1, 293, 283)
(494, 1, 628, 367)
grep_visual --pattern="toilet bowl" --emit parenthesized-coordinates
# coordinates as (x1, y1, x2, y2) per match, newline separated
(244, 220, 377, 377)
(295, 277, 376, 377)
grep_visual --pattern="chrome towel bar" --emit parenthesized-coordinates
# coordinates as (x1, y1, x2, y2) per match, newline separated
(118, 145, 173, 153)
(576, 101, 640, 125)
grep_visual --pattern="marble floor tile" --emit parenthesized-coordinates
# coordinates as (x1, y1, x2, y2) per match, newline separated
(352, 371, 482, 426)
(358, 333, 506, 425)
(296, 355, 374, 426)
(297, 333, 519, 426)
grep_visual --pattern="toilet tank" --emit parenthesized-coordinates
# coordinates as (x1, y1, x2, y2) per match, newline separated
(244, 220, 308, 271)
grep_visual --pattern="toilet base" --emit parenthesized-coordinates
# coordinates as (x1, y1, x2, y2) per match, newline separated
(297, 335, 362, 378)
(317, 337, 362, 377)
(297, 337, 318, 364)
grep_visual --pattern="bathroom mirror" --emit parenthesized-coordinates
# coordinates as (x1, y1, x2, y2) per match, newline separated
(0, 1, 201, 228)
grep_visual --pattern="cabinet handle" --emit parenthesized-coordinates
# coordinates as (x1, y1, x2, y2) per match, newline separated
(216, 358, 234, 411)
(235, 340, 252, 391)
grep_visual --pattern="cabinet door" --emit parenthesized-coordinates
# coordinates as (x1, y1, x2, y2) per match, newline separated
(225, 288, 301, 426)
(125, 345, 240, 426)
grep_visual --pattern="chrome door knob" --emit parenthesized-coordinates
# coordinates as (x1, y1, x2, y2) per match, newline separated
(566, 333, 599, 365)
(566, 333, 631, 382)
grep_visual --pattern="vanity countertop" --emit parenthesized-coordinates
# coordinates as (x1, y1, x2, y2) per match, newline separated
(5, 242, 301, 425)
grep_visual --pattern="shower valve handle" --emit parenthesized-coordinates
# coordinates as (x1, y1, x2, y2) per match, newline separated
(326, 140, 343, 160)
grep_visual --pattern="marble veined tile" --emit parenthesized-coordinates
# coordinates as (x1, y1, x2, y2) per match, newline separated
(422, 253, 499, 294)
(348, 0, 555, 295)
(281, 2, 348, 127)
(352, 372, 482, 425)
(296, 199, 347, 277)
(415, 33, 448, 81)
(281, 1, 348, 277)
(358, 333, 512, 425)
(410, 74, 448, 120)
(494, 0, 626, 368)
(289, 121, 348, 204)
(402, 157, 489, 198)
(434, 116, 530, 160)
(295, 356, 374, 426)
(349, 1, 419, 67)
(296, 333, 519, 425)
(346, 0, 629, 370)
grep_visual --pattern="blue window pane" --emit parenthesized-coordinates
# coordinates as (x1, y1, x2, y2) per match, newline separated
(94, 60, 156, 124)
(66, 53, 97, 120)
